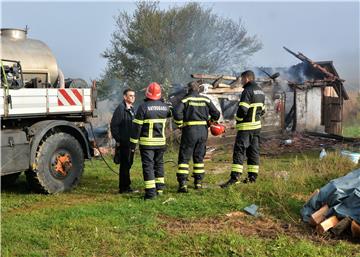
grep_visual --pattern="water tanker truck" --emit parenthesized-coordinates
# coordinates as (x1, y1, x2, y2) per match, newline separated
(1, 28, 97, 193)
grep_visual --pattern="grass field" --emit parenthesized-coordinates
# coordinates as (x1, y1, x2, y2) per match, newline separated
(1, 148, 360, 257)
(343, 123, 360, 138)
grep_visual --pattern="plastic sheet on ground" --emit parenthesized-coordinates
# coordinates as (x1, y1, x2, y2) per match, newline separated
(301, 168, 360, 224)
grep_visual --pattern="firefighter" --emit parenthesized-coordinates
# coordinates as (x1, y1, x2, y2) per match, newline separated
(221, 70, 265, 188)
(110, 88, 136, 193)
(130, 82, 172, 200)
(174, 81, 220, 192)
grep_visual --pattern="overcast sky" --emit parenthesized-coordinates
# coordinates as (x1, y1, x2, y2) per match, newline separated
(1, 1, 359, 90)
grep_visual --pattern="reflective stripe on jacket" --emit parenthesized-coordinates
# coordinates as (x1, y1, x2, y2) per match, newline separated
(173, 92, 220, 127)
(236, 81, 265, 131)
(130, 99, 172, 148)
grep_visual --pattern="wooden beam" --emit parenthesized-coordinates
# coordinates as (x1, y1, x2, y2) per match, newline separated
(206, 87, 244, 94)
(332, 216, 352, 236)
(212, 77, 223, 88)
(316, 216, 339, 233)
(310, 205, 329, 225)
(192, 73, 237, 81)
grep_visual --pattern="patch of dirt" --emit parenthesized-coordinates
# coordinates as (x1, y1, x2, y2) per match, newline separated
(206, 132, 356, 157)
(260, 133, 354, 156)
(159, 212, 342, 244)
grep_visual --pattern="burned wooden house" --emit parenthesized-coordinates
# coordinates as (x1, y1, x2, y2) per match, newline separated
(284, 47, 349, 135)
(169, 74, 285, 137)
(173, 48, 349, 137)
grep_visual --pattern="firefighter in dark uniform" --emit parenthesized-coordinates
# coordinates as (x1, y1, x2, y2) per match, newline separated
(174, 81, 220, 192)
(110, 88, 136, 193)
(130, 82, 172, 200)
(221, 70, 265, 187)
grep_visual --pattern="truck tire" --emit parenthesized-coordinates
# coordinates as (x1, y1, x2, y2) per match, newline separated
(1, 173, 21, 188)
(26, 133, 84, 193)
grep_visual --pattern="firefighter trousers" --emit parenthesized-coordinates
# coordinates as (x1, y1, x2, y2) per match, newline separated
(231, 130, 260, 178)
(140, 148, 165, 197)
(177, 126, 207, 184)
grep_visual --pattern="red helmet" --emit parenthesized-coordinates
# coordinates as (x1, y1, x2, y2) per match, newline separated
(145, 82, 161, 100)
(210, 123, 225, 136)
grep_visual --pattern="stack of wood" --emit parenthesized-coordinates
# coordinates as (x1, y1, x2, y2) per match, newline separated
(191, 74, 244, 94)
(308, 189, 360, 238)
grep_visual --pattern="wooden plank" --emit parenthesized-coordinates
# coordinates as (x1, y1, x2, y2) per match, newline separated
(316, 216, 339, 233)
(192, 74, 237, 81)
(351, 220, 360, 238)
(206, 87, 244, 94)
(331, 216, 352, 236)
(310, 205, 329, 225)
(216, 83, 232, 88)
(305, 132, 360, 143)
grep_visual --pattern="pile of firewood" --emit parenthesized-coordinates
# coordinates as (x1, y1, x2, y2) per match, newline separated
(308, 190, 360, 238)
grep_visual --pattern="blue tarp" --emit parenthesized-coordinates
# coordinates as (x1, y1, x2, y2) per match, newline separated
(301, 168, 360, 224)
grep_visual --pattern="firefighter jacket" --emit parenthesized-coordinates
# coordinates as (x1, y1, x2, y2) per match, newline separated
(236, 81, 265, 131)
(173, 92, 220, 127)
(110, 101, 135, 146)
(130, 99, 172, 149)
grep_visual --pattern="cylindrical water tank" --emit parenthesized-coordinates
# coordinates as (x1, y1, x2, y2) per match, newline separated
(0, 28, 59, 86)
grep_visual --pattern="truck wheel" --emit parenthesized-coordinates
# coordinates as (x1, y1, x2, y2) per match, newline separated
(1, 173, 21, 188)
(26, 133, 84, 193)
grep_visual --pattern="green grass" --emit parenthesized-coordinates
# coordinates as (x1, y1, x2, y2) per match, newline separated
(2, 149, 360, 257)
(343, 123, 360, 138)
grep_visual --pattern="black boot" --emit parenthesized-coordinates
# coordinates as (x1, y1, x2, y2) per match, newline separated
(144, 188, 157, 200)
(177, 174, 188, 193)
(156, 184, 165, 196)
(193, 174, 203, 190)
(194, 181, 202, 190)
(194, 182, 202, 190)
(177, 183, 188, 193)
(220, 174, 240, 188)
(243, 172, 258, 184)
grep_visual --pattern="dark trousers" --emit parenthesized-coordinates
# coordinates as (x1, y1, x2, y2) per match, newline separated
(177, 126, 207, 183)
(231, 130, 260, 178)
(140, 148, 165, 197)
(118, 145, 134, 191)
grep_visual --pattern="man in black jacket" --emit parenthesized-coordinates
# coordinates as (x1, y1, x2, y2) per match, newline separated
(110, 88, 136, 193)
(130, 82, 172, 200)
(174, 81, 220, 192)
(221, 70, 265, 188)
